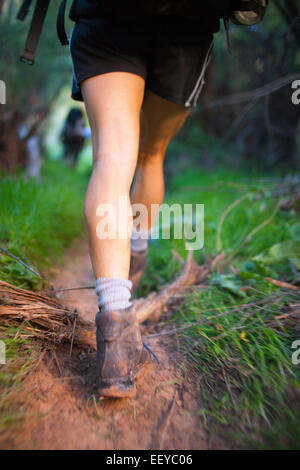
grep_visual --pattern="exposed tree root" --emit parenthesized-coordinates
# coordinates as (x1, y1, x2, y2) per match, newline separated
(0, 280, 96, 350)
(134, 252, 210, 323)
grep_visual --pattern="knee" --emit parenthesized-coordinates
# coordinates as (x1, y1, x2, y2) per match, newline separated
(137, 147, 166, 168)
(94, 146, 133, 169)
(92, 147, 137, 183)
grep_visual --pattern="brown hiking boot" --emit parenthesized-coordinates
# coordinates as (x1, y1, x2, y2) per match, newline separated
(129, 249, 148, 291)
(95, 307, 150, 398)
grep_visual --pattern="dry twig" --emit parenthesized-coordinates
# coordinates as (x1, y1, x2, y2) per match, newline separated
(0, 279, 96, 350)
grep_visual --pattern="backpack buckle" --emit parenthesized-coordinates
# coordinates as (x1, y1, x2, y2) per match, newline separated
(20, 56, 34, 66)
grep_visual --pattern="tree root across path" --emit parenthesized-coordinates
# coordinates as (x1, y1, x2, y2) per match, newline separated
(133, 252, 211, 323)
(0, 279, 96, 350)
(0, 252, 215, 351)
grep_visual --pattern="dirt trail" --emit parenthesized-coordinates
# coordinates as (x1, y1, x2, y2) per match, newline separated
(14, 238, 225, 450)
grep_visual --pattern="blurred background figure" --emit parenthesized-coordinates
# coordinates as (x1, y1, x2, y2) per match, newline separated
(18, 100, 44, 182)
(60, 108, 87, 167)
(26, 134, 41, 181)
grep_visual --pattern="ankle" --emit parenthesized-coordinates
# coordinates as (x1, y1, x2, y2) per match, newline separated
(95, 277, 132, 312)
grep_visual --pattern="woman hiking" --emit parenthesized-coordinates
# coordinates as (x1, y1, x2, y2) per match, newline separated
(68, 0, 267, 397)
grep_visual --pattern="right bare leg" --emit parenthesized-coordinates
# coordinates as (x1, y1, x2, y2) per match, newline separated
(81, 73, 149, 397)
(81, 72, 145, 280)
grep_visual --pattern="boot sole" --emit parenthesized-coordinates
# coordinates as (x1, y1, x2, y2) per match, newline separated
(99, 383, 137, 398)
(99, 352, 151, 398)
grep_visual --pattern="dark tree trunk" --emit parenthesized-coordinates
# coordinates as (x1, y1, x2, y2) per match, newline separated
(273, 0, 300, 46)
(0, 0, 4, 18)
(0, 110, 29, 173)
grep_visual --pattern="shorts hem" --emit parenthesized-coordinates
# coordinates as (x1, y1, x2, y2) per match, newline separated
(146, 86, 193, 108)
(72, 67, 147, 101)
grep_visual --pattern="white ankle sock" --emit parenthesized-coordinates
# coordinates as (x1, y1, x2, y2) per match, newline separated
(130, 227, 151, 253)
(95, 277, 132, 312)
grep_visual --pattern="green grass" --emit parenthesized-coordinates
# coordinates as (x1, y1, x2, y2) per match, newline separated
(137, 163, 300, 449)
(137, 165, 300, 292)
(0, 327, 40, 447)
(174, 284, 300, 449)
(0, 161, 88, 446)
(0, 161, 87, 289)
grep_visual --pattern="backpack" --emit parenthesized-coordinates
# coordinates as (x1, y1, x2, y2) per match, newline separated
(17, 0, 269, 65)
(17, 0, 68, 65)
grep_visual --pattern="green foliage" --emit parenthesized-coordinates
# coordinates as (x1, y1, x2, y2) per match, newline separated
(255, 240, 300, 270)
(137, 166, 300, 448)
(0, 161, 87, 289)
(174, 282, 299, 448)
(0, 0, 72, 108)
(211, 273, 247, 298)
(138, 167, 297, 295)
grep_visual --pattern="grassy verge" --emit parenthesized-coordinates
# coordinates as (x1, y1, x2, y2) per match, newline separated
(0, 161, 87, 447)
(138, 165, 300, 449)
(0, 328, 40, 448)
(175, 284, 299, 449)
(0, 161, 87, 289)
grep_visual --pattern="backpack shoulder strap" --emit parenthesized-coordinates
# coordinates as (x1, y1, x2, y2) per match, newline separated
(16, 0, 34, 21)
(57, 0, 69, 46)
(17, 0, 51, 65)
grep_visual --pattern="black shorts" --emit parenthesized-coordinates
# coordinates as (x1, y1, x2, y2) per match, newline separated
(70, 15, 214, 107)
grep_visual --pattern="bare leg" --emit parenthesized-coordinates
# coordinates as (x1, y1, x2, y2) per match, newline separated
(81, 72, 145, 279)
(131, 91, 190, 231)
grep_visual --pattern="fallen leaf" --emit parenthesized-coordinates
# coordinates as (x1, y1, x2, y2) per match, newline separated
(240, 331, 249, 342)
(266, 277, 298, 291)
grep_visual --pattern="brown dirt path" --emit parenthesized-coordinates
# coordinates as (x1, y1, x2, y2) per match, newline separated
(13, 238, 226, 450)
